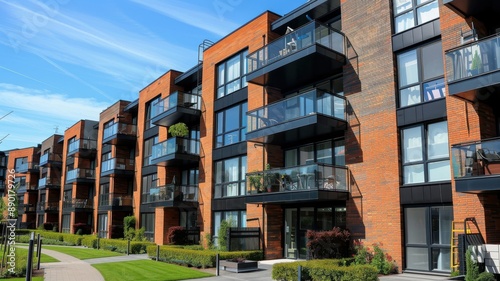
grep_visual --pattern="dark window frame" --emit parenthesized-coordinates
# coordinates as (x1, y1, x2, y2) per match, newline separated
(397, 40, 445, 108)
(284, 138, 345, 167)
(216, 49, 249, 99)
(401, 120, 450, 185)
(215, 102, 247, 148)
(214, 155, 247, 198)
(393, 0, 439, 34)
(145, 95, 161, 130)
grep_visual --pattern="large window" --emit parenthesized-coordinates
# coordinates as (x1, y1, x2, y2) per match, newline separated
(405, 206, 452, 272)
(214, 156, 247, 198)
(394, 0, 439, 33)
(217, 50, 248, 98)
(62, 214, 71, 233)
(215, 103, 247, 148)
(141, 173, 157, 203)
(285, 139, 345, 167)
(143, 136, 158, 166)
(402, 121, 450, 184)
(145, 96, 160, 130)
(213, 210, 247, 246)
(397, 41, 445, 107)
(98, 214, 108, 238)
(141, 213, 155, 241)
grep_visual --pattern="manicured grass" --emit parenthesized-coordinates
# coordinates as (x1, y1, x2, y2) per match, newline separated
(5, 277, 43, 281)
(93, 259, 214, 281)
(13, 246, 60, 263)
(43, 245, 124, 260)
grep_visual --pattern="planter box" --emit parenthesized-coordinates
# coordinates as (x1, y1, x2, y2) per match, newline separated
(219, 260, 258, 273)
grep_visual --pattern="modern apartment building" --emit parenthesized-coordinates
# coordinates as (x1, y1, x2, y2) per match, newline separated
(2, 0, 500, 274)
(6, 147, 40, 229)
(60, 120, 98, 234)
(37, 134, 63, 229)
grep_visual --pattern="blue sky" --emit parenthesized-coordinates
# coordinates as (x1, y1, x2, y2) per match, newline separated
(0, 0, 306, 151)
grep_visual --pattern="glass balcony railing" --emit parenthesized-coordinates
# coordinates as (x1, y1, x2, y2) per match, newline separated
(451, 137, 500, 178)
(99, 193, 133, 207)
(101, 158, 134, 173)
(38, 177, 60, 187)
(66, 168, 95, 182)
(40, 153, 62, 166)
(247, 21, 346, 73)
(63, 199, 93, 209)
(247, 89, 346, 133)
(151, 137, 200, 163)
(37, 202, 59, 212)
(246, 164, 350, 194)
(151, 92, 201, 118)
(67, 139, 97, 155)
(103, 123, 137, 140)
(141, 185, 198, 204)
(16, 162, 39, 172)
(446, 33, 500, 83)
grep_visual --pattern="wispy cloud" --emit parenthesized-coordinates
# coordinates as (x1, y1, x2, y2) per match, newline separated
(0, 83, 108, 150)
(0, 1, 197, 95)
(129, 0, 239, 37)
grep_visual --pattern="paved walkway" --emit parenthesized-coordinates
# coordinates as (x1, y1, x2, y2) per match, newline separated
(24, 246, 456, 281)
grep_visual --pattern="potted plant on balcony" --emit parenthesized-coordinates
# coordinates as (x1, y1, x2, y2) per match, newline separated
(248, 173, 263, 193)
(168, 122, 189, 138)
(263, 164, 279, 192)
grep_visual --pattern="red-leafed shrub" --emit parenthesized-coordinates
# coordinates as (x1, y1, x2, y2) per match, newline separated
(306, 227, 351, 259)
(167, 226, 188, 245)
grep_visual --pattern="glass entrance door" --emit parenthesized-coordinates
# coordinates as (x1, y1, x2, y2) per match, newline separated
(284, 209, 297, 259)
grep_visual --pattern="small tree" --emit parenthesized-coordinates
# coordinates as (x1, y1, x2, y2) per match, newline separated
(167, 226, 188, 245)
(123, 216, 136, 240)
(218, 219, 234, 251)
(466, 248, 480, 281)
(168, 122, 189, 137)
(306, 227, 351, 259)
(471, 50, 481, 72)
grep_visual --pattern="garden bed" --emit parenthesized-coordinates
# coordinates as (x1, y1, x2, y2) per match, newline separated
(219, 259, 258, 273)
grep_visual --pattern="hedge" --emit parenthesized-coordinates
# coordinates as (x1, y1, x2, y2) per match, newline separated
(99, 238, 153, 254)
(272, 260, 378, 281)
(82, 235, 98, 248)
(146, 245, 263, 268)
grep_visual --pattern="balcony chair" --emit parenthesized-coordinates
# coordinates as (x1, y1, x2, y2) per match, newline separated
(477, 148, 500, 175)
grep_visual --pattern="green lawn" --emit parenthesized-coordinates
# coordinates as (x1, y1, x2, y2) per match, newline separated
(16, 247, 60, 263)
(2, 277, 43, 281)
(93, 260, 214, 281)
(43, 245, 124, 260)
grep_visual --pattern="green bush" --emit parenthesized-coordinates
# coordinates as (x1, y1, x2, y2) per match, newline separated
(352, 241, 396, 274)
(146, 245, 263, 268)
(466, 249, 480, 281)
(272, 260, 378, 281)
(123, 216, 136, 240)
(306, 227, 350, 259)
(476, 272, 496, 281)
(99, 238, 153, 254)
(82, 235, 98, 248)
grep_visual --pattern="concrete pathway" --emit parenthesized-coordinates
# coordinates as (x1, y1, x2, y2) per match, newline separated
(38, 248, 104, 281)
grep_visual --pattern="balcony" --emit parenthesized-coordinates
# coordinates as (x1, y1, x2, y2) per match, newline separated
(98, 193, 133, 211)
(444, 0, 500, 29)
(150, 137, 200, 167)
(62, 199, 93, 211)
(20, 204, 36, 214)
(151, 92, 201, 127)
(40, 153, 62, 166)
(445, 33, 500, 100)
(67, 139, 97, 158)
(37, 202, 59, 213)
(247, 89, 347, 144)
(38, 177, 61, 189)
(246, 21, 346, 91)
(17, 184, 37, 193)
(141, 185, 198, 208)
(16, 162, 39, 173)
(100, 158, 134, 177)
(245, 164, 350, 204)
(102, 123, 137, 145)
(66, 168, 95, 184)
(451, 137, 500, 193)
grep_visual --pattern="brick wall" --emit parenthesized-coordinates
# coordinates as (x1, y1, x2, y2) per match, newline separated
(341, 0, 402, 268)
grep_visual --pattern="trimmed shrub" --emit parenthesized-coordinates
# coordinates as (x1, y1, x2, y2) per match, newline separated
(146, 245, 263, 268)
(306, 227, 350, 259)
(272, 260, 378, 281)
(466, 249, 479, 281)
(167, 226, 187, 245)
(123, 216, 136, 240)
(99, 238, 153, 254)
(82, 235, 98, 248)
